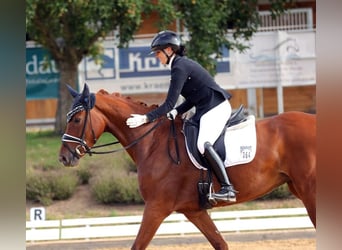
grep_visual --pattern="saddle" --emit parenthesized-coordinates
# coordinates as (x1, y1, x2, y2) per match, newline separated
(183, 105, 247, 168)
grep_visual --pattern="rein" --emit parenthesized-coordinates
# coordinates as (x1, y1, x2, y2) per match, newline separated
(86, 117, 180, 165)
(62, 98, 181, 164)
(62, 95, 180, 165)
(88, 119, 165, 155)
(168, 117, 181, 164)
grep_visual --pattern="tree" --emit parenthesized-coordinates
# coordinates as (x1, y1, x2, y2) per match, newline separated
(26, 0, 293, 133)
(153, 0, 294, 74)
(26, 0, 144, 134)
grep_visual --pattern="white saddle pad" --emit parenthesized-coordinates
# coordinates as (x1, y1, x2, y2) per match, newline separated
(187, 115, 257, 170)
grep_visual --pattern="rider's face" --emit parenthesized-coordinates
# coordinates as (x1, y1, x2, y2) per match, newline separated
(155, 47, 172, 65)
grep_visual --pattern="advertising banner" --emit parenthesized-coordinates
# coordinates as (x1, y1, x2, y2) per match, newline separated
(234, 31, 316, 87)
(26, 47, 60, 99)
(26, 30, 315, 99)
(79, 42, 231, 94)
(80, 30, 315, 94)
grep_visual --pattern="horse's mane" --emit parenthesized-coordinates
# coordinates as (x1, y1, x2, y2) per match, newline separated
(97, 89, 159, 109)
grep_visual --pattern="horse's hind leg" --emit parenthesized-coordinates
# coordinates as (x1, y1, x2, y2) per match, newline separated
(183, 210, 228, 250)
(288, 181, 316, 227)
(303, 193, 316, 227)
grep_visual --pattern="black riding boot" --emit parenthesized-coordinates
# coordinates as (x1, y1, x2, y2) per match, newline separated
(203, 141, 237, 202)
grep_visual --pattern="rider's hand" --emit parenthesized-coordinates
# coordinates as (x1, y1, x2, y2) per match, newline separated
(126, 114, 148, 128)
(167, 109, 178, 120)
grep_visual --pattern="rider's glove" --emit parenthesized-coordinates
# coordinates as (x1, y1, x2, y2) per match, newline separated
(126, 114, 148, 128)
(167, 109, 178, 120)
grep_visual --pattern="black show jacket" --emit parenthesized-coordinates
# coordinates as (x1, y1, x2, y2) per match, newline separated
(146, 55, 232, 122)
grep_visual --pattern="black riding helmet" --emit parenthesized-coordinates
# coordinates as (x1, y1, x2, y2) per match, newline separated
(150, 30, 181, 54)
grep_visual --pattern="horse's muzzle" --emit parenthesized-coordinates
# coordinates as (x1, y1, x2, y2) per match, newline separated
(59, 151, 79, 167)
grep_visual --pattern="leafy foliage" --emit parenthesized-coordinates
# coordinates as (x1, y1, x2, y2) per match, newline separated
(26, 0, 145, 133)
(26, 168, 78, 206)
(26, 131, 142, 205)
(91, 171, 143, 204)
(76, 166, 92, 185)
(148, 0, 294, 74)
(26, 0, 143, 64)
(26, 0, 294, 132)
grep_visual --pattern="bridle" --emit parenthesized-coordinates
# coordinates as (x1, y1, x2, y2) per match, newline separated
(61, 104, 96, 158)
(61, 103, 166, 158)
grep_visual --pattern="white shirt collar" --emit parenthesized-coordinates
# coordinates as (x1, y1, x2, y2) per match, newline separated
(167, 54, 176, 70)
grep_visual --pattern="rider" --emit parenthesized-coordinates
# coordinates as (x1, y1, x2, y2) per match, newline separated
(126, 30, 237, 202)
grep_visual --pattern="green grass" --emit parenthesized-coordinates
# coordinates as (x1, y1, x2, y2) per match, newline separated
(26, 130, 137, 205)
(26, 129, 133, 175)
(26, 130, 120, 169)
(26, 130, 62, 170)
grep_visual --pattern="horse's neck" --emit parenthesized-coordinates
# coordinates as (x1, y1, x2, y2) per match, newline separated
(94, 93, 153, 159)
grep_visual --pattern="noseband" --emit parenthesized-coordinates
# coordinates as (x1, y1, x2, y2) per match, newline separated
(61, 104, 96, 158)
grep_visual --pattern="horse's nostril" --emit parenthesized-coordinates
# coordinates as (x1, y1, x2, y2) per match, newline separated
(59, 155, 67, 165)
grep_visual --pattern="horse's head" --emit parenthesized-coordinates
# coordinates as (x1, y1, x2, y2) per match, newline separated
(59, 83, 99, 166)
(59, 83, 169, 167)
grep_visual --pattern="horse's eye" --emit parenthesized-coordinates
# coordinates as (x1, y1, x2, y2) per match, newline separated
(74, 117, 81, 123)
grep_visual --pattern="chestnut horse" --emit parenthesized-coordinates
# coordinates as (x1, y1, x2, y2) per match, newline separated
(59, 84, 316, 250)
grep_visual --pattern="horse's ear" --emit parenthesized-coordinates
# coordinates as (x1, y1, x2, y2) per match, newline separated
(80, 83, 96, 109)
(81, 83, 90, 97)
(66, 84, 79, 98)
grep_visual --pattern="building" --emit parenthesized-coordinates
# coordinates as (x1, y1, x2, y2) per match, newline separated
(26, 0, 316, 128)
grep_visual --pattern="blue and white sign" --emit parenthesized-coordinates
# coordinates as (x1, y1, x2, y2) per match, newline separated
(79, 43, 231, 94)
(119, 46, 170, 78)
(83, 46, 174, 81)
(84, 48, 116, 80)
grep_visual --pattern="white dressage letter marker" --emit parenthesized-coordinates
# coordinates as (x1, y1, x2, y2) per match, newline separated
(30, 207, 46, 221)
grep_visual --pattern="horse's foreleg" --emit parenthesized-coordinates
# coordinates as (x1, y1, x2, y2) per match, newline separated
(183, 210, 228, 250)
(131, 204, 171, 250)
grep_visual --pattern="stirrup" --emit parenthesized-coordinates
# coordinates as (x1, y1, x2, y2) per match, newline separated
(212, 192, 236, 202)
(213, 186, 237, 202)
(207, 183, 217, 205)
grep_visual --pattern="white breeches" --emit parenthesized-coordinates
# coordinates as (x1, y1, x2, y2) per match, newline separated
(197, 100, 232, 154)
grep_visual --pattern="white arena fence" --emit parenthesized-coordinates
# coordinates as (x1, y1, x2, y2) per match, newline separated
(26, 207, 314, 242)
